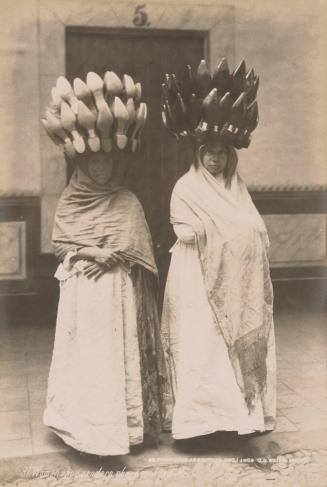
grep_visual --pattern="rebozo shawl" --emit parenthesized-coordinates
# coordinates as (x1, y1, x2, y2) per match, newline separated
(170, 159, 274, 412)
(52, 164, 169, 437)
(52, 166, 157, 276)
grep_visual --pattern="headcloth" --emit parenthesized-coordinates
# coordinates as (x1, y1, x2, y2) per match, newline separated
(53, 162, 157, 275)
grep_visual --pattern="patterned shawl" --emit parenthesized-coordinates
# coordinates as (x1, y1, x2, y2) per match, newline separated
(52, 166, 157, 276)
(170, 161, 274, 412)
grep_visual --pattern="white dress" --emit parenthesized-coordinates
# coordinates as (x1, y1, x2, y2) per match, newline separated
(43, 255, 144, 455)
(162, 235, 276, 439)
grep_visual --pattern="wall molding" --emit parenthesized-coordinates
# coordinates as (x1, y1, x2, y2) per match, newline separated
(251, 189, 327, 214)
(0, 191, 40, 198)
(249, 184, 327, 192)
(0, 196, 40, 295)
(272, 273, 326, 313)
(271, 265, 327, 281)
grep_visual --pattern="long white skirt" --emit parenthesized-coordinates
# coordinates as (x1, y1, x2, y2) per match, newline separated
(161, 241, 276, 439)
(43, 262, 144, 455)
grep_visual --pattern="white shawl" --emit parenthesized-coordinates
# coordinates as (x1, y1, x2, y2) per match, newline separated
(170, 162, 273, 411)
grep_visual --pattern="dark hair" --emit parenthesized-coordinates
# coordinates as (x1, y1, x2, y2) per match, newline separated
(223, 146, 238, 189)
(197, 143, 238, 189)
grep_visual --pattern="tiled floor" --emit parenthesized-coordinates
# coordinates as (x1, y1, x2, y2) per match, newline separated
(0, 312, 326, 459)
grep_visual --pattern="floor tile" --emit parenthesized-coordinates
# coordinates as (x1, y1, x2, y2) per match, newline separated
(32, 423, 63, 447)
(277, 381, 294, 395)
(277, 393, 309, 409)
(0, 375, 27, 390)
(280, 353, 317, 366)
(29, 387, 47, 410)
(27, 339, 54, 353)
(310, 362, 327, 373)
(296, 389, 327, 415)
(277, 369, 299, 381)
(274, 415, 298, 433)
(32, 430, 69, 455)
(27, 362, 51, 374)
(276, 359, 294, 370)
(294, 418, 327, 432)
(27, 352, 52, 368)
(30, 407, 45, 431)
(0, 411, 30, 441)
(27, 375, 48, 390)
(306, 375, 327, 387)
(280, 406, 327, 424)
(27, 331, 55, 343)
(294, 363, 326, 378)
(0, 438, 33, 458)
(0, 347, 27, 361)
(0, 387, 29, 412)
(285, 375, 326, 391)
(28, 369, 50, 380)
(0, 312, 326, 459)
(279, 375, 325, 391)
(27, 349, 52, 359)
(297, 386, 327, 401)
(0, 326, 28, 340)
(0, 360, 27, 377)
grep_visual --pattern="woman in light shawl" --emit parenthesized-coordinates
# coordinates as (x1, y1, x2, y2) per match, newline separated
(161, 137, 276, 439)
(44, 150, 167, 455)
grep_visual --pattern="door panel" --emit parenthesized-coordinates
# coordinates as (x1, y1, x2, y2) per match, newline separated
(66, 28, 204, 302)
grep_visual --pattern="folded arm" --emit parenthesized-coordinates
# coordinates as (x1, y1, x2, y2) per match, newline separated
(53, 243, 127, 280)
(74, 247, 125, 267)
(173, 223, 196, 244)
(53, 242, 79, 262)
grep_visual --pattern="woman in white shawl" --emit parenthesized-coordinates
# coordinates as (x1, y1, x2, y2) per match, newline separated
(161, 138, 276, 439)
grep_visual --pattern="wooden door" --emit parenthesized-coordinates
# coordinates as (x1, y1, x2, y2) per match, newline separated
(66, 28, 205, 303)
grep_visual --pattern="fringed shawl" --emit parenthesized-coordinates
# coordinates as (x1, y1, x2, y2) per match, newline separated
(52, 168, 157, 276)
(170, 162, 274, 412)
(132, 265, 172, 441)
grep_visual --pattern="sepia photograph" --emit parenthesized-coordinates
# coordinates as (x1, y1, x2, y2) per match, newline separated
(0, 0, 326, 485)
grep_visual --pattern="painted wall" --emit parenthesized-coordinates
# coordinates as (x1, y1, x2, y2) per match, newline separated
(234, 0, 327, 189)
(0, 0, 40, 194)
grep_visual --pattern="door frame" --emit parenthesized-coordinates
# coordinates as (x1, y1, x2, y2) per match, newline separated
(65, 25, 209, 83)
(38, 1, 235, 252)
(64, 26, 208, 296)
(66, 25, 209, 40)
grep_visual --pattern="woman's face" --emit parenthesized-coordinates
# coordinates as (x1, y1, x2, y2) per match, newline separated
(201, 142, 228, 176)
(87, 153, 113, 185)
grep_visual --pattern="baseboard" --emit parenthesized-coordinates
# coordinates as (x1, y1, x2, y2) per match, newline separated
(272, 278, 326, 313)
(250, 189, 327, 214)
(271, 265, 327, 312)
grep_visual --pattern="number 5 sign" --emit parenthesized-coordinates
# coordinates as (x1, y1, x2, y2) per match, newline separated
(133, 4, 151, 27)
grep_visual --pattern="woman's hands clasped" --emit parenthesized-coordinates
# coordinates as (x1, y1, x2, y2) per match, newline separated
(82, 262, 107, 280)
(72, 247, 125, 280)
(91, 248, 125, 269)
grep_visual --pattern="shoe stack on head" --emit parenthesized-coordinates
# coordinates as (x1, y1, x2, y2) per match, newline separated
(41, 71, 147, 158)
(161, 58, 259, 149)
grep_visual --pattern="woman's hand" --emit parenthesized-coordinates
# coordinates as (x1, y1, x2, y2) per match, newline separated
(173, 224, 196, 244)
(83, 262, 107, 281)
(92, 248, 125, 269)
(72, 247, 125, 269)
(70, 247, 98, 262)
